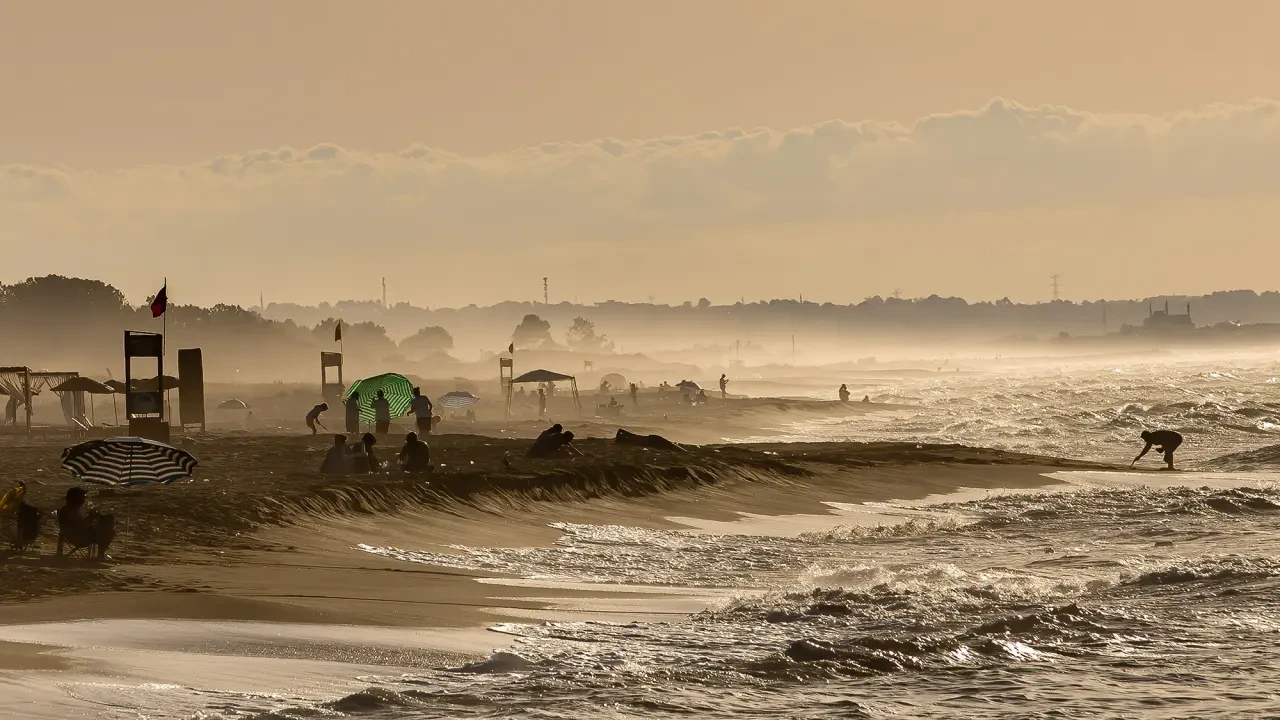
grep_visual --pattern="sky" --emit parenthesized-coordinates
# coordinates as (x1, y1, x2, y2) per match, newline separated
(3, 0, 1280, 308)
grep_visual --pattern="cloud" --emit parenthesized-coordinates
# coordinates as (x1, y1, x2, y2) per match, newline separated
(4, 98, 1280, 304)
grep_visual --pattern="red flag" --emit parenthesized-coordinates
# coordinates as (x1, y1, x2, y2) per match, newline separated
(150, 284, 167, 318)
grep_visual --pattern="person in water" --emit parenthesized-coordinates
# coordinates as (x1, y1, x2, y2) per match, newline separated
(372, 391, 392, 434)
(398, 431, 431, 472)
(630, 383, 639, 407)
(1131, 429, 1183, 470)
(719, 374, 728, 399)
(344, 392, 361, 434)
(838, 384, 850, 402)
(305, 402, 329, 435)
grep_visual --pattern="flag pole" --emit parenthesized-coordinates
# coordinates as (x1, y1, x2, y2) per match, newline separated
(163, 277, 170, 426)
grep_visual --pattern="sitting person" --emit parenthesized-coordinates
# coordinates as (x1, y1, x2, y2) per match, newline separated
(57, 487, 114, 560)
(320, 434, 350, 474)
(528, 426, 583, 458)
(838, 384, 850, 402)
(349, 432, 380, 473)
(694, 389, 709, 406)
(615, 428, 685, 453)
(398, 431, 431, 473)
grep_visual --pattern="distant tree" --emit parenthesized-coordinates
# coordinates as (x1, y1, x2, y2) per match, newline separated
(400, 325, 454, 355)
(0, 275, 130, 316)
(697, 298, 711, 309)
(565, 316, 613, 352)
(312, 318, 396, 355)
(512, 314, 553, 348)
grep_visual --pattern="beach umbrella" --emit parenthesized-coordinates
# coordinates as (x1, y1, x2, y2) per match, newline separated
(343, 373, 414, 423)
(600, 373, 627, 390)
(61, 437, 198, 487)
(49, 377, 114, 394)
(49, 377, 114, 427)
(132, 375, 180, 392)
(217, 398, 251, 410)
(436, 390, 480, 408)
(677, 380, 701, 391)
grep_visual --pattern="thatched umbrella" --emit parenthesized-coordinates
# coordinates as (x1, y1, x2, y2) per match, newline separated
(49, 377, 114, 426)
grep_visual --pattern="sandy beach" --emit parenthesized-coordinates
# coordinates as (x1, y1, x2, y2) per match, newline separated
(0, 416, 1109, 718)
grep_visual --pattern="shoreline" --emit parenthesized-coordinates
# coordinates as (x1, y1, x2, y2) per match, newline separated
(0, 431, 1112, 717)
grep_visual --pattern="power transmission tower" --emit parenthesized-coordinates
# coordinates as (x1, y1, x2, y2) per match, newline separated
(892, 288, 902, 299)
(1050, 274, 1062, 301)
(382, 277, 387, 307)
(543, 277, 549, 305)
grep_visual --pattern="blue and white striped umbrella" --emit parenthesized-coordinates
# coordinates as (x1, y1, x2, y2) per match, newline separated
(61, 437, 198, 487)
(436, 391, 480, 408)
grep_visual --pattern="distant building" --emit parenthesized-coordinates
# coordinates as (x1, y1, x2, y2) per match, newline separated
(1121, 300, 1195, 334)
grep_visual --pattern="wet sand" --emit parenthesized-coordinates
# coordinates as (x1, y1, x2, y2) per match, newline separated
(0, 429, 1111, 717)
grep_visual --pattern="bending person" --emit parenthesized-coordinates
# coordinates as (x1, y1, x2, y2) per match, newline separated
(1131, 429, 1183, 470)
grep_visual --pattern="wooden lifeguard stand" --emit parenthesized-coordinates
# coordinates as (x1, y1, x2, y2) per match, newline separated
(125, 330, 169, 442)
(321, 352, 344, 406)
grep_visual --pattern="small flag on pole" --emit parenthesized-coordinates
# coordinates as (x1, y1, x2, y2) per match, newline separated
(334, 321, 342, 343)
(150, 284, 168, 318)
(508, 343, 514, 355)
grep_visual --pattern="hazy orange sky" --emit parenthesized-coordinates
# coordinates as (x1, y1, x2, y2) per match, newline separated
(3, 1, 1279, 307)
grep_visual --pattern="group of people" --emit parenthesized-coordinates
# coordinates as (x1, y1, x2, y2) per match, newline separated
(306, 386, 437, 436)
(528, 423, 582, 458)
(837, 384, 871, 403)
(320, 430, 432, 475)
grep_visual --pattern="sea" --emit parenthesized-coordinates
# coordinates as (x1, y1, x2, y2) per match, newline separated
(35, 355, 1280, 718)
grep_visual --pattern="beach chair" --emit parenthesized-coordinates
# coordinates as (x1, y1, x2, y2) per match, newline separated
(55, 508, 100, 560)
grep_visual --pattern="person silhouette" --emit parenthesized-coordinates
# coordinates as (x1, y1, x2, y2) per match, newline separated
(1132, 429, 1183, 470)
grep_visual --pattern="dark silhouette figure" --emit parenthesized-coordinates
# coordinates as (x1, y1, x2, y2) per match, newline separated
(1132, 430, 1183, 470)
(615, 428, 685, 452)
(373, 391, 392, 434)
(306, 402, 329, 434)
(411, 387, 434, 435)
(399, 431, 431, 472)
(57, 486, 114, 560)
(719, 374, 728, 399)
(528, 425, 582, 457)
(321, 434, 348, 474)
(630, 383, 639, 406)
(538, 389, 547, 417)
(838, 384, 850, 402)
(351, 432, 379, 473)
(345, 392, 361, 434)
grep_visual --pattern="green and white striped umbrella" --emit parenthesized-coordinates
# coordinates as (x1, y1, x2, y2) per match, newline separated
(343, 373, 414, 423)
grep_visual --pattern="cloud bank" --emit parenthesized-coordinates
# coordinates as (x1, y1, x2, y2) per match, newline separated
(3, 98, 1280, 305)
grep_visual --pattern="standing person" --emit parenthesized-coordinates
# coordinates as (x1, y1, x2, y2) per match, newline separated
(372, 391, 392, 434)
(1131, 429, 1184, 470)
(630, 383, 639, 407)
(410, 387, 434, 435)
(538, 388, 547, 418)
(305, 402, 329, 435)
(719, 374, 728, 399)
(344, 391, 361, 434)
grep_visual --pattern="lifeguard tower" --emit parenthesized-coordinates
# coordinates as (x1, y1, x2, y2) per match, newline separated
(321, 352, 345, 406)
(125, 330, 169, 442)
